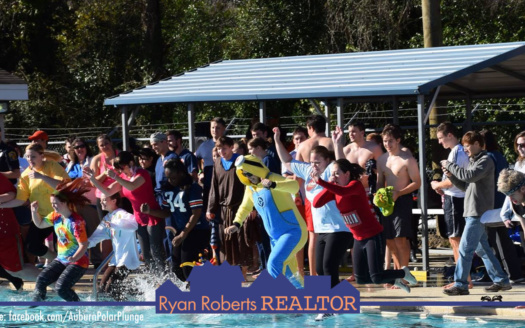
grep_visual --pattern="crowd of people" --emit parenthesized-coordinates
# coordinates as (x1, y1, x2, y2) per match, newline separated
(0, 117, 525, 317)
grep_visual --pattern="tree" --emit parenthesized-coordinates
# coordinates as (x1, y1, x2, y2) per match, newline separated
(325, 0, 420, 52)
(422, 0, 447, 180)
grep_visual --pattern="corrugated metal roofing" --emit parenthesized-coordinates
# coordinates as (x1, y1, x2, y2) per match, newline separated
(0, 69, 28, 101)
(104, 42, 525, 106)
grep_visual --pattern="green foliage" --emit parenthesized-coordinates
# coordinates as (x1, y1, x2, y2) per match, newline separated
(162, 0, 236, 72)
(226, 0, 328, 58)
(441, 0, 525, 45)
(1, 0, 525, 153)
(1, 0, 150, 132)
(325, 0, 421, 52)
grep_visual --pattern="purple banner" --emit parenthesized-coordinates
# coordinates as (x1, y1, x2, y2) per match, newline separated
(156, 262, 360, 314)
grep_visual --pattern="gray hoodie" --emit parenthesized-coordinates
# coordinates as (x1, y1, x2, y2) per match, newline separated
(445, 150, 495, 217)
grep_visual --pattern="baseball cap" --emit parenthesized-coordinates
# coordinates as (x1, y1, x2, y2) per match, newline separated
(150, 132, 167, 143)
(28, 130, 49, 141)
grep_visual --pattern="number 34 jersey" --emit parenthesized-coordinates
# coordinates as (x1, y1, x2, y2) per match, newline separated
(160, 182, 209, 231)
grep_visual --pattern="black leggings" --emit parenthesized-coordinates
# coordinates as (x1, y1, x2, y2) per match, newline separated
(316, 231, 352, 288)
(353, 233, 405, 285)
(25, 222, 54, 257)
(33, 259, 86, 302)
(173, 229, 211, 281)
(137, 223, 166, 272)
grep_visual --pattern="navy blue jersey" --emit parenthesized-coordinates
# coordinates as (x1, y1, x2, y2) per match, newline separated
(175, 149, 198, 175)
(0, 142, 20, 185)
(160, 183, 208, 231)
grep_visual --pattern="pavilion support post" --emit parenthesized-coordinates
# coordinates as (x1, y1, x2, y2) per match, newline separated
(465, 96, 472, 132)
(324, 100, 331, 135)
(259, 101, 266, 124)
(392, 97, 399, 125)
(121, 106, 129, 151)
(417, 95, 430, 274)
(127, 107, 140, 126)
(336, 98, 344, 129)
(188, 103, 195, 151)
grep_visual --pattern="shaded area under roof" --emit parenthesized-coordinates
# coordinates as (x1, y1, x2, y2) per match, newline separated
(104, 42, 525, 106)
(104, 41, 525, 275)
(0, 69, 28, 101)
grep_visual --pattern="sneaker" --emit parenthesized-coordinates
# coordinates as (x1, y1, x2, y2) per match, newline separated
(393, 278, 411, 293)
(402, 266, 417, 285)
(443, 286, 469, 296)
(484, 283, 512, 292)
(315, 313, 335, 321)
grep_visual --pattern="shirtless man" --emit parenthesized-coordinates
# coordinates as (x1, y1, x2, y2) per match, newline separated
(294, 114, 333, 277)
(377, 124, 421, 270)
(341, 122, 383, 191)
(296, 115, 334, 162)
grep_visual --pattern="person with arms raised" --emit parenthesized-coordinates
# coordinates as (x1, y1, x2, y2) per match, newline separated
(88, 193, 140, 300)
(84, 151, 166, 272)
(30, 179, 91, 302)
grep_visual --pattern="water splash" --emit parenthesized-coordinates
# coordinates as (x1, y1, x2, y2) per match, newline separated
(90, 270, 187, 302)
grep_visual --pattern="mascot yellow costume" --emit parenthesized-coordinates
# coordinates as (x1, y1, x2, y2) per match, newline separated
(229, 155, 307, 288)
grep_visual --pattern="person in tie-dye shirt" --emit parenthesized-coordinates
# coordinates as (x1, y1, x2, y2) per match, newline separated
(30, 179, 91, 302)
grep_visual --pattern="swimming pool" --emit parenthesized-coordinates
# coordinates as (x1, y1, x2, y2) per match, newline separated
(0, 288, 523, 328)
(0, 306, 523, 328)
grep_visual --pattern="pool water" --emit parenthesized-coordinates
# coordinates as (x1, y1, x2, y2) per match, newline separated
(0, 306, 523, 328)
(0, 286, 523, 327)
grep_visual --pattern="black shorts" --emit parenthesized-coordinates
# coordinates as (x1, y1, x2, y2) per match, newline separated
(382, 194, 413, 239)
(443, 194, 465, 238)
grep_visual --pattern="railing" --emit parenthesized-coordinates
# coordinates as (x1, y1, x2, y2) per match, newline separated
(92, 251, 115, 301)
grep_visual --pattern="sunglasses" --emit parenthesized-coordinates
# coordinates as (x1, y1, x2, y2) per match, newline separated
(74, 144, 86, 150)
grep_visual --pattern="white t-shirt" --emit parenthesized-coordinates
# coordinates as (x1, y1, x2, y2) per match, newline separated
(443, 144, 469, 198)
(291, 160, 349, 233)
(88, 208, 140, 270)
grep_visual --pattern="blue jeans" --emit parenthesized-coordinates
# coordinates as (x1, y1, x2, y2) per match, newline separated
(454, 216, 510, 289)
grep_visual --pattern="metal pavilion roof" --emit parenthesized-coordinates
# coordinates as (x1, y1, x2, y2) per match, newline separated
(0, 69, 28, 101)
(104, 41, 525, 106)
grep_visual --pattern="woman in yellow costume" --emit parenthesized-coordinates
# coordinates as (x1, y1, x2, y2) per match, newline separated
(225, 155, 307, 288)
